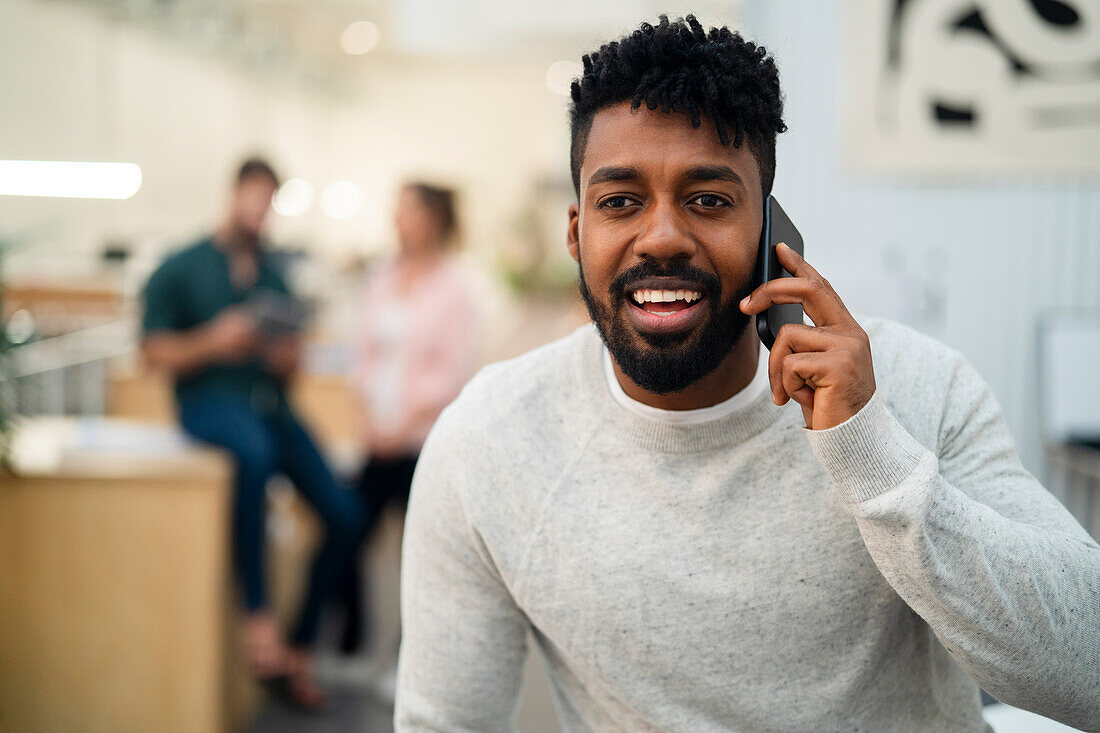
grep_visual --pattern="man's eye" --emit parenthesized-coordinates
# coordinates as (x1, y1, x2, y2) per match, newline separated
(691, 194, 729, 208)
(600, 196, 635, 209)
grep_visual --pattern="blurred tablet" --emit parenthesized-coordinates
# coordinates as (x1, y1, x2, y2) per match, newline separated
(242, 289, 309, 337)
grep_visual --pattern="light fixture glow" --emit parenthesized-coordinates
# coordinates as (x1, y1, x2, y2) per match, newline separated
(546, 61, 583, 96)
(0, 160, 142, 199)
(320, 180, 363, 220)
(272, 177, 313, 217)
(341, 21, 380, 55)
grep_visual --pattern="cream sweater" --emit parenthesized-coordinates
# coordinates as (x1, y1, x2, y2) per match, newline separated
(396, 317, 1100, 732)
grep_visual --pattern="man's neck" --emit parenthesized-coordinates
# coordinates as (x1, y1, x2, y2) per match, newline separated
(214, 224, 260, 254)
(215, 224, 262, 289)
(612, 325, 761, 411)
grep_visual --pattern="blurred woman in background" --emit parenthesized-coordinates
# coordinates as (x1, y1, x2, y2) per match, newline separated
(338, 182, 479, 667)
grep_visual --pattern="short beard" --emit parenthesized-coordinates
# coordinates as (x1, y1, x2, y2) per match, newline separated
(578, 256, 756, 395)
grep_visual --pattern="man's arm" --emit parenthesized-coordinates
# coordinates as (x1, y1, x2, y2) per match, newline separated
(805, 363, 1100, 730)
(395, 409, 530, 732)
(140, 256, 258, 377)
(142, 308, 258, 377)
(741, 243, 1099, 729)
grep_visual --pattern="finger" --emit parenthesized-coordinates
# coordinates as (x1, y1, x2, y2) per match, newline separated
(778, 351, 831, 416)
(740, 277, 855, 330)
(782, 376, 816, 424)
(799, 401, 813, 428)
(767, 324, 838, 403)
(772, 323, 842, 353)
(774, 241, 821, 280)
(781, 351, 819, 399)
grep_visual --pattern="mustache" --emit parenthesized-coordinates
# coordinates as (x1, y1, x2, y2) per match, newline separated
(608, 260, 721, 304)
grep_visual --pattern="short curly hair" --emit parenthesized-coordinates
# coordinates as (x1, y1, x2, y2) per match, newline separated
(236, 157, 280, 188)
(569, 15, 786, 200)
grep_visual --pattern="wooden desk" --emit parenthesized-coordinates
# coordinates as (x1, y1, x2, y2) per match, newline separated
(0, 420, 232, 732)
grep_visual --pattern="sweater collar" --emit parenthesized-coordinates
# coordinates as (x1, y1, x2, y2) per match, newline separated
(575, 325, 787, 453)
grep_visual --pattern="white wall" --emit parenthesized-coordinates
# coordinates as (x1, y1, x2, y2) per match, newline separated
(6, 0, 1096, 475)
(742, 0, 1100, 475)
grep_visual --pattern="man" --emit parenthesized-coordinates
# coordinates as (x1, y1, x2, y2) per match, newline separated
(395, 17, 1100, 733)
(142, 158, 360, 709)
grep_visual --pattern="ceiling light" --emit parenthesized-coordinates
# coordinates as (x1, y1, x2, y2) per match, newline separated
(0, 160, 142, 199)
(341, 21, 380, 55)
(320, 181, 363, 220)
(271, 177, 313, 217)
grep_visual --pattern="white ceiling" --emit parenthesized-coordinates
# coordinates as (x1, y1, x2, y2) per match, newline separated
(66, 0, 743, 92)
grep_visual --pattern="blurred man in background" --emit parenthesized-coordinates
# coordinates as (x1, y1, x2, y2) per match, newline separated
(141, 158, 361, 710)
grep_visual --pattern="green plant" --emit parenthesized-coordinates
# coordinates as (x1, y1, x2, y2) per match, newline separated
(0, 239, 16, 464)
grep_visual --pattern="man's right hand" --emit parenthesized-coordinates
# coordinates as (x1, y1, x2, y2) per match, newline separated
(204, 308, 259, 362)
(142, 307, 259, 376)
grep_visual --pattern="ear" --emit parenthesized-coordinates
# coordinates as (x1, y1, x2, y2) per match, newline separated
(567, 202, 580, 263)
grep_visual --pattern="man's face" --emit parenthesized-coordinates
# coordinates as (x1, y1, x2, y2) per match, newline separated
(568, 101, 764, 394)
(232, 176, 278, 239)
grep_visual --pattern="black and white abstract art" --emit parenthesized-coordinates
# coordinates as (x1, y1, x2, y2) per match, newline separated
(843, 0, 1100, 176)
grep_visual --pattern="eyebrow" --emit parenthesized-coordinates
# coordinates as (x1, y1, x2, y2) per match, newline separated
(683, 165, 745, 189)
(587, 164, 746, 189)
(587, 166, 641, 187)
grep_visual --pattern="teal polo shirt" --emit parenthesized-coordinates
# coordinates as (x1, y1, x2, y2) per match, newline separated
(141, 237, 291, 409)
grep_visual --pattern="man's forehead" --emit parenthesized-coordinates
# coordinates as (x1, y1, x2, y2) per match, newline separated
(238, 176, 278, 193)
(582, 101, 758, 187)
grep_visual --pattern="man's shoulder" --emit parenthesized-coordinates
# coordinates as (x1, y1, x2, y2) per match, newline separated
(859, 314, 953, 356)
(411, 326, 601, 588)
(857, 315, 970, 444)
(459, 324, 596, 415)
(152, 237, 216, 277)
(858, 314, 963, 375)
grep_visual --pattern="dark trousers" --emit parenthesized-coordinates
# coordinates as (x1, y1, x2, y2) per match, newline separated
(179, 392, 363, 647)
(336, 454, 419, 654)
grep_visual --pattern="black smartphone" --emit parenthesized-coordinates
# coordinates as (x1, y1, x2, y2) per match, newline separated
(755, 196, 805, 350)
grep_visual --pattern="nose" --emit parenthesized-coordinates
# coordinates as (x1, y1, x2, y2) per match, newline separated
(632, 199, 697, 262)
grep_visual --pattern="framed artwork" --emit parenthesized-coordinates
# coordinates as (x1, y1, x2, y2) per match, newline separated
(843, 0, 1100, 177)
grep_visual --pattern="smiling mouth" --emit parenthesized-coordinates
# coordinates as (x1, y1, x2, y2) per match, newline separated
(630, 287, 704, 316)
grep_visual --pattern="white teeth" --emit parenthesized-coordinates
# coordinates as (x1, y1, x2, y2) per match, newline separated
(630, 288, 703, 304)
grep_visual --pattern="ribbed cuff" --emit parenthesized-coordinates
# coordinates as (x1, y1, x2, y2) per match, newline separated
(803, 391, 927, 505)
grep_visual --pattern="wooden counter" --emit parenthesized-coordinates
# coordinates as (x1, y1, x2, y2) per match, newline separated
(108, 369, 363, 450)
(0, 419, 233, 733)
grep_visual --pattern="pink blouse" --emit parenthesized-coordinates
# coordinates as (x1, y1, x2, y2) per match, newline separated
(352, 257, 479, 455)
